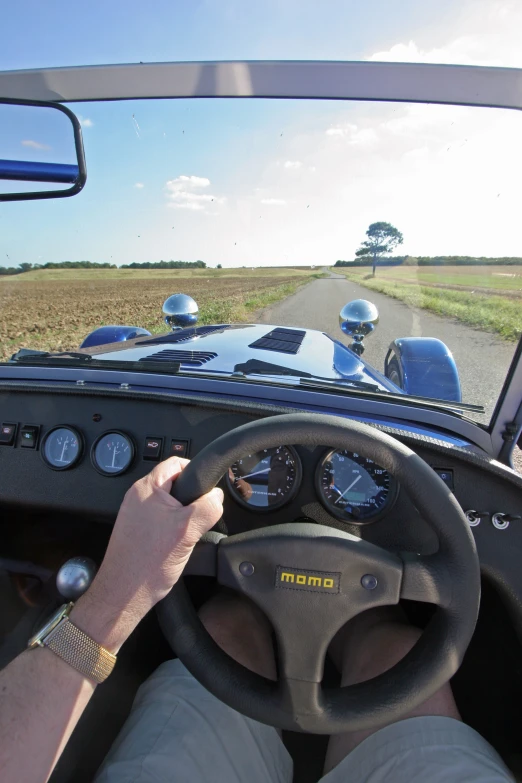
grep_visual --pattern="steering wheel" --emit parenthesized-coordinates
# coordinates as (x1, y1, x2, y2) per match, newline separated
(157, 413, 480, 734)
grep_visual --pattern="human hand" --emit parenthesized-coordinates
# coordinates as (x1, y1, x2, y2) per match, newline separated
(71, 457, 223, 651)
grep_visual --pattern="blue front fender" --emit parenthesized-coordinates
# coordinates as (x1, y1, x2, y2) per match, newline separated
(385, 337, 461, 402)
(80, 325, 152, 349)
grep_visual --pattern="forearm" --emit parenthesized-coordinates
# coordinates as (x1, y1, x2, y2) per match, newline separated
(0, 458, 223, 783)
(0, 646, 95, 783)
(0, 579, 143, 783)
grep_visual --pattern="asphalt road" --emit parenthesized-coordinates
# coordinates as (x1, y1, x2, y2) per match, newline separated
(258, 271, 516, 424)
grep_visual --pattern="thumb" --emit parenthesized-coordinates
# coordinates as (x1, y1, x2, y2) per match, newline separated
(182, 487, 224, 543)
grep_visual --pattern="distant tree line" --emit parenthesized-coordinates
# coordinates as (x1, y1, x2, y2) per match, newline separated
(334, 257, 408, 268)
(120, 260, 207, 269)
(335, 255, 522, 267)
(0, 260, 117, 276)
(0, 259, 207, 276)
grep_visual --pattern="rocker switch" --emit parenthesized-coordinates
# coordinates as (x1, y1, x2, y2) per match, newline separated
(20, 425, 39, 449)
(143, 437, 163, 461)
(0, 423, 16, 445)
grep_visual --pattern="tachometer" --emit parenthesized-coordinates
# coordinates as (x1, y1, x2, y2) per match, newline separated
(41, 426, 82, 470)
(227, 445, 301, 511)
(316, 449, 397, 523)
(91, 431, 135, 476)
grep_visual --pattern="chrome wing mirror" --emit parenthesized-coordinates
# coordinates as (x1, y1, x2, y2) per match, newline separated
(162, 293, 199, 331)
(339, 299, 379, 356)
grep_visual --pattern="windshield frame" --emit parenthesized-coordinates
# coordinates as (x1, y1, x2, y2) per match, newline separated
(0, 59, 521, 458)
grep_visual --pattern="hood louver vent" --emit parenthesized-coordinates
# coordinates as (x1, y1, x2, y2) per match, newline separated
(138, 325, 229, 346)
(249, 327, 306, 355)
(139, 349, 217, 367)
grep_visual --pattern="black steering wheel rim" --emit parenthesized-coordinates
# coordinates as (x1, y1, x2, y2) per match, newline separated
(158, 413, 480, 734)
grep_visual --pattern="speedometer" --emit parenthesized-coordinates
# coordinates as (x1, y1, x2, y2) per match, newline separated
(227, 446, 301, 511)
(316, 449, 397, 523)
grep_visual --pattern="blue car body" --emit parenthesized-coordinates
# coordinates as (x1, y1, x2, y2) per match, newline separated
(80, 320, 462, 403)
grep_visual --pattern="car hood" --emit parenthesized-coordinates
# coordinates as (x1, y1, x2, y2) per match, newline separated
(91, 323, 396, 391)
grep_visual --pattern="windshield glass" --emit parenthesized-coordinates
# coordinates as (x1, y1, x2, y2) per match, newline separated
(1, 97, 521, 422)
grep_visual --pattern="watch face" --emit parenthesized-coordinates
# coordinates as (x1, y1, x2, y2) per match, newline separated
(27, 603, 72, 649)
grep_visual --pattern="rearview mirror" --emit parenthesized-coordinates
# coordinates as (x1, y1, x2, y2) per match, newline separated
(0, 99, 86, 201)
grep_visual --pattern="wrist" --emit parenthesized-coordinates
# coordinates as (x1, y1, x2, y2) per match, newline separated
(69, 575, 149, 653)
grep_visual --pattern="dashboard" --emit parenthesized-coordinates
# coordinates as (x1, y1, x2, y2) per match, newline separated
(1, 385, 521, 553)
(2, 382, 522, 654)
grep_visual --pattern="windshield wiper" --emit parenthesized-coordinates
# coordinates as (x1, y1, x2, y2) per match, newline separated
(9, 350, 182, 374)
(298, 377, 485, 414)
(232, 358, 381, 391)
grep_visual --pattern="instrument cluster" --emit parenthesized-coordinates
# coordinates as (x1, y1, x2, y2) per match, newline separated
(42, 427, 135, 476)
(227, 445, 398, 524)
(37, 425, 397, 524)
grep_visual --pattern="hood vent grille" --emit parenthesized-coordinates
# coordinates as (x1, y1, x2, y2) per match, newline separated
(139, 349, 217, 367)
(137, 325, 229, 346)
(249, 327, 306, 355)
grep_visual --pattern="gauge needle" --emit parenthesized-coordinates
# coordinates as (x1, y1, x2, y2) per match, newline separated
(59, 437, 69, 463)
(238, 468, 270, 480)
(334, 474, 362, 504)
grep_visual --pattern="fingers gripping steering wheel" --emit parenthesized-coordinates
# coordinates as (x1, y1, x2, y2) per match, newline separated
(157, 413, 480, 734)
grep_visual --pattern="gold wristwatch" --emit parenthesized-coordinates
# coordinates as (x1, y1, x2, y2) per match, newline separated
(28, 602, 116, 684)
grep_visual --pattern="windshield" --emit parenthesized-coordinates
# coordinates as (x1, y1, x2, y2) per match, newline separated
(1, 97, 521, 423)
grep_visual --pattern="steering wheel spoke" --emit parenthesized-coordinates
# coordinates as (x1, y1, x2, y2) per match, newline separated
(400, 552, 452, 608)
(184, 532, 225, 577)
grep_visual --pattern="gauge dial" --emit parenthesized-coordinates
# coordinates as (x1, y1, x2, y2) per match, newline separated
(42, 426, 82, 470)
(92, 432, 134, 476)
(316, 449, 397, 523)
(227, 445, 301, 511)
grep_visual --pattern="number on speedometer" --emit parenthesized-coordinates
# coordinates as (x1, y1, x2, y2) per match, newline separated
(316, 449, 397, 523)
(227, 445, 301, 511)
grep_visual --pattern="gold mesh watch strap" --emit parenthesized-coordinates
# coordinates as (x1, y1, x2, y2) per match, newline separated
(44, 617, 116, 684)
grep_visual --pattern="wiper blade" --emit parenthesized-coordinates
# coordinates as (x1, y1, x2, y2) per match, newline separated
(10, 348, 92, 362)
(9, 351, 182, 374)
(299, 377, 485, 414)
(233, 358, 381, 391)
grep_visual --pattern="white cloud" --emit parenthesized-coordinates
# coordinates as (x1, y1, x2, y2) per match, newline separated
(261, 198, 286, 206)
(134, 182, 145, 189)
(325, 123, 357, 138)
(21, 139, 50, 151)
(284, 160, 302, 169)
(325, 124, 378, 147)
(164, 174, 224, 211)
(166, 175, 210, 192)
(79, 116, 93, 128)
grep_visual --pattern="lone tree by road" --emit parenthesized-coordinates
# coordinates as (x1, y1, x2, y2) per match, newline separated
(355, 222, 403, 276)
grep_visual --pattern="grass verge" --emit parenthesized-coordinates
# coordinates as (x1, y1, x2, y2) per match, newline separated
(334, 272, 521, 342)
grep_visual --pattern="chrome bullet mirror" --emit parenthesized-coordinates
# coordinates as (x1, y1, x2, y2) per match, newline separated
(162, 293, 199, 330)
(339, 299, 379, 356)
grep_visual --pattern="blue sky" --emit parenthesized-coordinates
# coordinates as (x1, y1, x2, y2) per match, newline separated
(1, 0, 521, 267)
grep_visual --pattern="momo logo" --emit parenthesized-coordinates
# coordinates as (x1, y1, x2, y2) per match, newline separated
(275, 566, 340, 594)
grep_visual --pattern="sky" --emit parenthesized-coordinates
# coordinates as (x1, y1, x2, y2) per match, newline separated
(1, 0, 522, 268)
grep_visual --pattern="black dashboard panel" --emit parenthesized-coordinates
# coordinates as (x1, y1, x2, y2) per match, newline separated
(1, 387, 522, 578)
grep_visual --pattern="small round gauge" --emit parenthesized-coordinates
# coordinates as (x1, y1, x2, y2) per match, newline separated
(42, 426, 82, 470)
(316, 449, 397, 523)
(91, 431, 135, 476)
(227, 445, 301, 511)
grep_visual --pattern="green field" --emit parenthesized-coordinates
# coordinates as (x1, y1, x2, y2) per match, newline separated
(12, 266, 315, 282)
(333, 264, 522, 293)
(332, 265, 522, 341)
